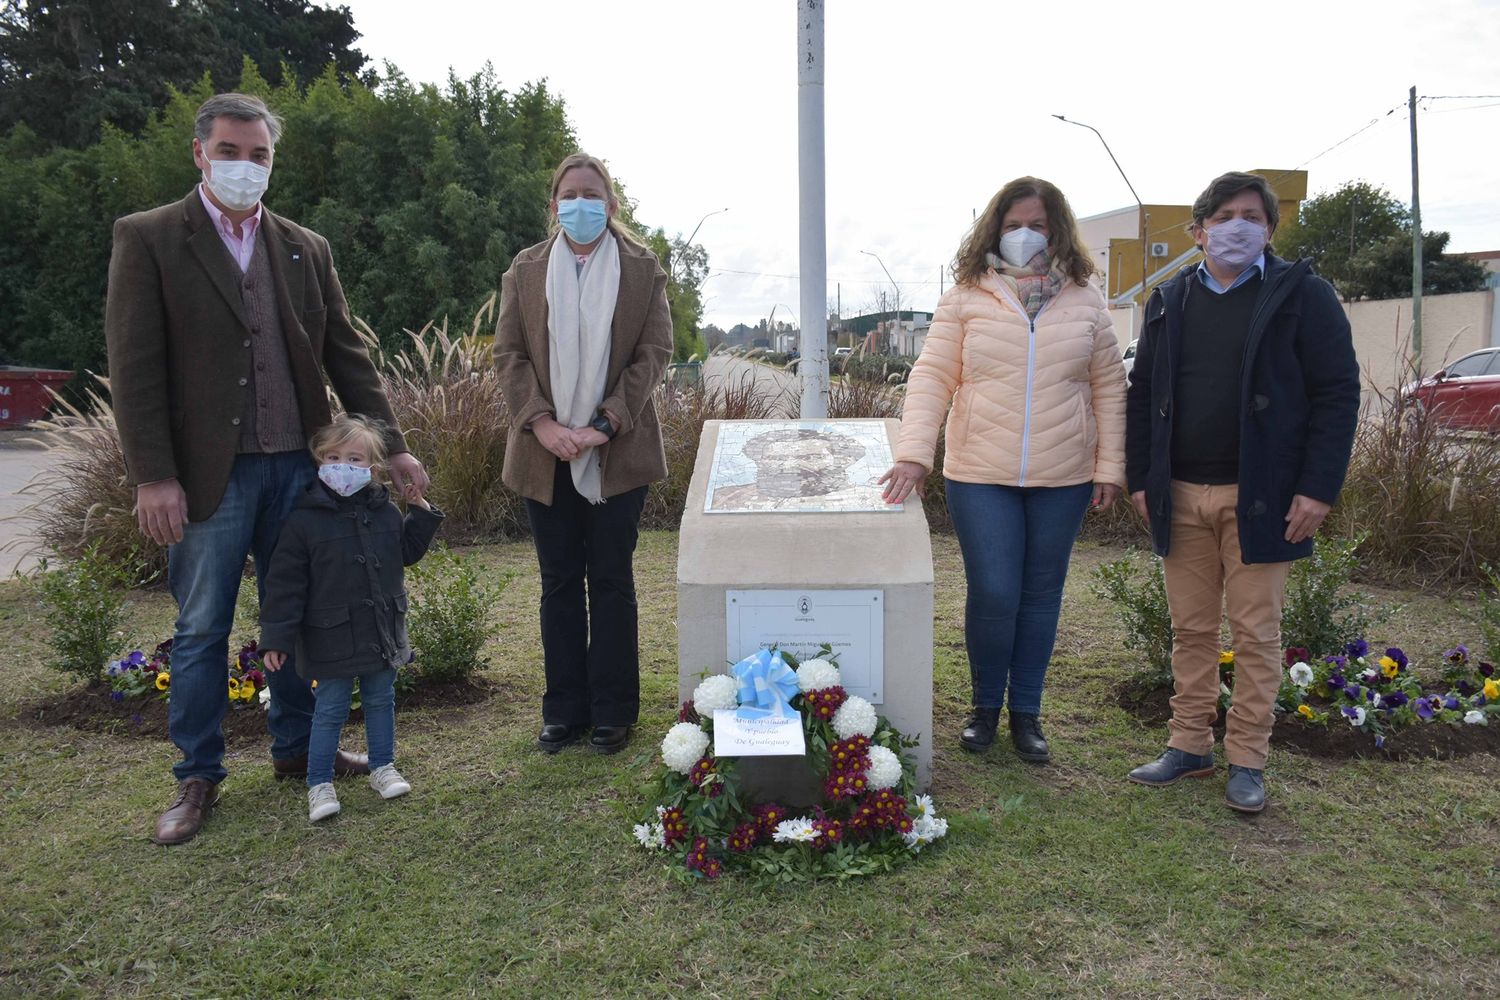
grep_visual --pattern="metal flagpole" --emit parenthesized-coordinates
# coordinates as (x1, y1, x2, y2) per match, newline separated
(797, 1, 829, 418)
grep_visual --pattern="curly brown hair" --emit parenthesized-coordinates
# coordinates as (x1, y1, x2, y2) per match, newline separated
(952, 176, 1095, 288)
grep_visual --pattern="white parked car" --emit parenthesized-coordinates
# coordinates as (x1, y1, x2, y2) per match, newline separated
(1121, 339, 1138, 379)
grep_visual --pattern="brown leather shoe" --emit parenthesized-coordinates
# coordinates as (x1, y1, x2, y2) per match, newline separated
(152, 777, 220, 846)
(272, 750, 371, 780)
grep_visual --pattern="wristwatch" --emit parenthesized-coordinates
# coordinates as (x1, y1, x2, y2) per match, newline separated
(589, 412, 618, 439)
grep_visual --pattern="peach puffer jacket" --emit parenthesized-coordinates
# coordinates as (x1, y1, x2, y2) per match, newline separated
(894, 270, 1127, 488)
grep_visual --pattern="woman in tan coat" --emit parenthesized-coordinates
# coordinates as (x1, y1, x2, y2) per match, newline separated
(879, 176, 1126, 761)
(494, 152, 672, 755)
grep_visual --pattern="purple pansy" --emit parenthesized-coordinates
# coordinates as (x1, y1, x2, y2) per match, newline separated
(1327, 672, 1346, 691)
(1323, 654, 1348, 670)
(1413, 697, 1436, 719)
(1382, 691, 1409, 709)
(1481, 662, 1495, 678)
(1443, 695, 1462, 711)
(1345, 639, 1370, 658)
(1385, 648, 1408, 670)
(1457, 680, 1476, 697)
(1443, 644, 1469, 664)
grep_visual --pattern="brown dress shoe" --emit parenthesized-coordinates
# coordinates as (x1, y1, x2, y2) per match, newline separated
(272, 749, 371, 780)
(152, 777, 220, 845)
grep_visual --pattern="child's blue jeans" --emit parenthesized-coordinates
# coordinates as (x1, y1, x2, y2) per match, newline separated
(307, 667, 397, 787)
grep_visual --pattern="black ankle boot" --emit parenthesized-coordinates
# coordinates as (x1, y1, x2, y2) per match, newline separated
(960, 707, 1001, 752)
(1009, 712, 1051, 763)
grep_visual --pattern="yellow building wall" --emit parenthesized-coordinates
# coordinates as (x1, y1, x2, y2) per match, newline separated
(1102, 170, 1307, 305)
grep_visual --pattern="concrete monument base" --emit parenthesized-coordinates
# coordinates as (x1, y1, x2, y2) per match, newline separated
(677, 419, 934, 799)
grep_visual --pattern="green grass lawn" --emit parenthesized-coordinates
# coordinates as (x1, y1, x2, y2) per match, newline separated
(2, 532, 1497, 999)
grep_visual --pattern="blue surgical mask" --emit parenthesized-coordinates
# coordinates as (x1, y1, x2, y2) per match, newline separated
(1204, 217, 1267, 272)
(998, 227, 1049, 268)
(556, 197, 608, 244)
(318, 463, 372, 497)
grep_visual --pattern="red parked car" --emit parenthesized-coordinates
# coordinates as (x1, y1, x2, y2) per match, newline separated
(1404, 347, 1500, 431)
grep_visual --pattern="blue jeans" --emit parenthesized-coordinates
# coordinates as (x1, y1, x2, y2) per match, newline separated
(307, 668, 397, 787)
(166, 451, 316, 783)
(945, 479, 1093, 714)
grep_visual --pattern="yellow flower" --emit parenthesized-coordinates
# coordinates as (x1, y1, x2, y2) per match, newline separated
(1379, 656, 1399, 679)
(228, 677, 241, 695)
(1297, 704, 1315, 720)
(1485, 679, 1500, 701)
(244, 683, 259, 702)
(155, 672, 171, 690)
(1219, 651, 1235, 665)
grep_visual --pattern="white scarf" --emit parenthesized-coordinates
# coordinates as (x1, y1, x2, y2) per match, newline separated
(545, 231, 620, 503)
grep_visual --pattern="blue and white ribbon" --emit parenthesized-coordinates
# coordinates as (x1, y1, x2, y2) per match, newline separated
(731, 648, 799, 720)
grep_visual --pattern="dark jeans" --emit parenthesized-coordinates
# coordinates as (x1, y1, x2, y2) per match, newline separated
(945, 479, 1092, 714)
(524, 460, 648, 727)
(167, 450, 317, 783)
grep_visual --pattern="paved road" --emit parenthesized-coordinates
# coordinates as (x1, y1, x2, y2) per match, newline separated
(0, 430, 72, 577)
(701, 354, 801, 416)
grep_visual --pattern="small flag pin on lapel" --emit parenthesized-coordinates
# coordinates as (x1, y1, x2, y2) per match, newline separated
(292, 254, 300, 261)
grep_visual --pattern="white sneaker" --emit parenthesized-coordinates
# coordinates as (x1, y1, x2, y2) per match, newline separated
(368, 764, 411, 800)
(308, 782, 340, 822)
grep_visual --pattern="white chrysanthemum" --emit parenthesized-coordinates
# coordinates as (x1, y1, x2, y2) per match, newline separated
(831, 695, 877, 739)
(633, 822, 665, 850)
(692, 674, 739, 713)
(1464, 710, 1488, 726)
(913, 793, 936, 819)
(866, 745, 903, 790)
(771, 816, 819, 843)
(661, 722, 710, 774)
(902, 814, 949, 852)
(796, 658, 842, 693)
(1289, 662, 1314, 687)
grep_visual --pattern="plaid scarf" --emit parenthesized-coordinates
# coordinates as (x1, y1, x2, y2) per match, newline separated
(986, 251, 1065, 319)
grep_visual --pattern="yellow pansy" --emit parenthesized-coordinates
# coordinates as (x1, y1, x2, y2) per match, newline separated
(1379, 656, 1399, 679)
(228, 677, 241, 695)
(1219, 651, 1235, 665)
(1297, 704, 1315, 720)
(155, 672, 171, 690)
(1485, 679, 1500, 701)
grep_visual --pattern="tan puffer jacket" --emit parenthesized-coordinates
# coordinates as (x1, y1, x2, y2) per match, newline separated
(894, 270, 1126, 488)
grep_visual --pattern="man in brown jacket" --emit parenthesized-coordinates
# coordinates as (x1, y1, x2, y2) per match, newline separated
(105, 93, 429, 844)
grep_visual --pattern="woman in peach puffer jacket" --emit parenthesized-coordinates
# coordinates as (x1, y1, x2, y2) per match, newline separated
(879, 176, 1126, 762)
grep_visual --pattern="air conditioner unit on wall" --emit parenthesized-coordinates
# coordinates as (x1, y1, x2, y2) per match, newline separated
(1149, 242, 1170, 258)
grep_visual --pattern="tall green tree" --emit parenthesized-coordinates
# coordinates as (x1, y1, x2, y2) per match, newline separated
(1350, 230, 1488, 300)
(0, 0, 369, 148)
(644, 229, 709, 362)
(1275, 181, 1408, 298)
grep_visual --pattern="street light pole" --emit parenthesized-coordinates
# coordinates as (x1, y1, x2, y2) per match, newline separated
(1052, 114, 1149, 331)
(860, 249, 900, 353)
(671, 207, 729, 282)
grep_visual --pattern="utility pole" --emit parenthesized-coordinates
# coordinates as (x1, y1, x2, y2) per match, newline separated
(796, 1, 829, 418)
(1409, 85, 1423, 371)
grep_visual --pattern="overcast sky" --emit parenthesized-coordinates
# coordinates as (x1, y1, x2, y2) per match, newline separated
(342, 0, 1499, 329)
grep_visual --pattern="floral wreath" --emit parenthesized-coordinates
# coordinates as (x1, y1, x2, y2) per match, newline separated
(633, 648, 948, 881)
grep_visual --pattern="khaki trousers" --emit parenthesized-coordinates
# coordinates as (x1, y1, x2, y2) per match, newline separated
(1163, 481, 1291, 769)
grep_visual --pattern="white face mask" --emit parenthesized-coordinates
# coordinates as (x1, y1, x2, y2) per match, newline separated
(318, 463, 372, 497)
(998, 227, 1049, 268)
(203, 158, 270, 212)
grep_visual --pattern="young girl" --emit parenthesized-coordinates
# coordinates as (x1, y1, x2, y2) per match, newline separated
(260, 414, 444, 822)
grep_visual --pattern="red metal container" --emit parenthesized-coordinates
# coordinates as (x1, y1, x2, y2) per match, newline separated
(0, 367, 74, 427)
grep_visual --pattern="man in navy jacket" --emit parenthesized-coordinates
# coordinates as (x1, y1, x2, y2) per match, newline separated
(1123, 171, 1359, 813)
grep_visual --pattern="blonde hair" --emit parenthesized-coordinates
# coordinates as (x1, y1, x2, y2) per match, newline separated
(547, 152, 647, 248)
(309, 414, 389, 471)
(952, 176, 1096, 288)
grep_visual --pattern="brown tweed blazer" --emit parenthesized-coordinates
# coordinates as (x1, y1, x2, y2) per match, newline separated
(104, 190, 406, 522)
(493, 232, 672, 505)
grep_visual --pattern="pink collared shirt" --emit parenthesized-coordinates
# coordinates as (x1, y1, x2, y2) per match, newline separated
(197, 184, 262, 273)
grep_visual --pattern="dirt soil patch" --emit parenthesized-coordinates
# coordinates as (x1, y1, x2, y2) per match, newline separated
(1116, 678, 1498, 761)
(11, 676, 497, 745)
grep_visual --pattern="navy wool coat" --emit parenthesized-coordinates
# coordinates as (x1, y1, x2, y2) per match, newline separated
(1124, 253, 1360, 564)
